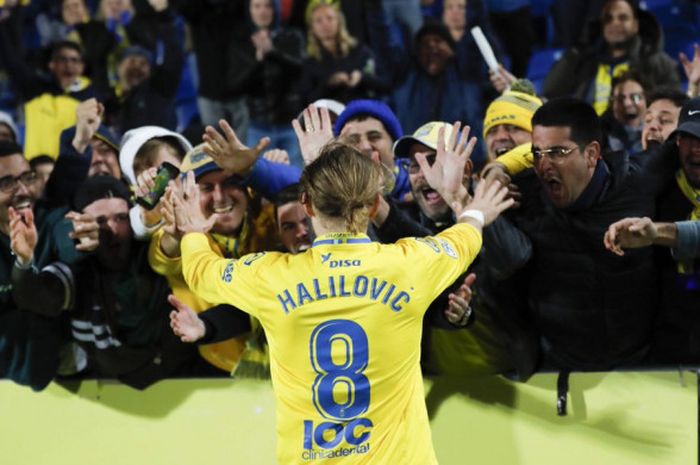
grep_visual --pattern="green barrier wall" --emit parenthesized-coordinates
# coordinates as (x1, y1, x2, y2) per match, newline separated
(0, 371, 696, 465)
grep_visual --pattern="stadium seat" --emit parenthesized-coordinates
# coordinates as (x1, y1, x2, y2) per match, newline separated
(175, 53, 200, 131)
(639, 0, 673, 10)
(526, 47, 563, 94)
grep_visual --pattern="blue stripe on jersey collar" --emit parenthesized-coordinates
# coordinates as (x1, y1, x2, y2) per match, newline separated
(312, 233, 372, 247)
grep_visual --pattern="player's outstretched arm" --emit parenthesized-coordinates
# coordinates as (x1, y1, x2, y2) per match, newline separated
(453, 179, 514, 233)
(169, 294, 206, 343)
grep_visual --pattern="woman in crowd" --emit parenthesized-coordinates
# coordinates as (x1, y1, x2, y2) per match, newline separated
(298, 0, 387, 104)
(244, 0, 306, 168)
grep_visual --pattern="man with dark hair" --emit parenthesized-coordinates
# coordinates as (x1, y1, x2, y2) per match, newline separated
(543, 0, 680, 116)
(0, 140, 97, 390)
(273, 183, 312, 254)
(491, 97, 676, 371)
(641, 87, 688, 151)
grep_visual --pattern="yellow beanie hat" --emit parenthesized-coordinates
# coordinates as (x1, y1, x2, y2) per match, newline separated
(482, 90, 543, 139)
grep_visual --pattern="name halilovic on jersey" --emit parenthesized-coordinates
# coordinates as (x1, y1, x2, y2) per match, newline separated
(181, 228, 481, 465)
(276, 272, 412, 314)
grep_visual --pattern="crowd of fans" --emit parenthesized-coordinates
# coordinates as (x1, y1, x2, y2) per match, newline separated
(1, 0, 700, 393)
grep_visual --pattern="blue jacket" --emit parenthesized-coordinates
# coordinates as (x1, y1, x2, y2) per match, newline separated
(392, 63, 486, 168)
(674, 221, 700, 261)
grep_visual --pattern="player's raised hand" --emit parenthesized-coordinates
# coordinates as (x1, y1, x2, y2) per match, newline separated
(167, 171, 218, 235)
(168, 294, 206, 343)
(203, 119, 269, 176)
(416, 122, 476, 212)
(480, 163, 521, 209)
(292, 104, 334, 166)
(460, 179, 514, 227)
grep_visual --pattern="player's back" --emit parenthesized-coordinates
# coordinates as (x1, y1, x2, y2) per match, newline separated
(181, 225, 482, 464)
(243, 228, 480, 464)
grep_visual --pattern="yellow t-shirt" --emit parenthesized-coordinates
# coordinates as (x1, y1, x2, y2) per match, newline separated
(181, 225, 483, 465)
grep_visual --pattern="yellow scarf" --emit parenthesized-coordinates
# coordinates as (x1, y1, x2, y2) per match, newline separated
(209, 213, 251, 259)
(209, 215, 270, 377)
(593, 62, 629, 115)
(675, 170, 700, 273)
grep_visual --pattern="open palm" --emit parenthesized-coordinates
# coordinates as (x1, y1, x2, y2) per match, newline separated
(203, 119, 270, 175)
(416, 122, 476, 210)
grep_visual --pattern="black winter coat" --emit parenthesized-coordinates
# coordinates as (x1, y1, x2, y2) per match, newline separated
(508, 143, 677, 370)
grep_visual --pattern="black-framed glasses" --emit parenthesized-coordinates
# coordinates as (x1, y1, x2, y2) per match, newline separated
(532, 146, 579, 164)
(0, 171, 38, 193)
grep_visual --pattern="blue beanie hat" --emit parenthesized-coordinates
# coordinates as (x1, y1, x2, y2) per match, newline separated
(334, 100, 404, 141)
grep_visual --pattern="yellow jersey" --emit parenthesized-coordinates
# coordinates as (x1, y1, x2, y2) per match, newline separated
(181, 223, 483, 465)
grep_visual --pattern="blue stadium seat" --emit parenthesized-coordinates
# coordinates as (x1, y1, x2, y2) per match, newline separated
(176, 100, 199, 133)
(641, 3, 698, 58)
(639, 0, 673, 10)
(526, 48, 563, 94)
(175, 53, 198, 103)
(175, 53, 200, 131)
(530, 0, 555, 18)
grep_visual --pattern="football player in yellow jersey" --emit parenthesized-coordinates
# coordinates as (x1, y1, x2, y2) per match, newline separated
(168, 122, 514, 465)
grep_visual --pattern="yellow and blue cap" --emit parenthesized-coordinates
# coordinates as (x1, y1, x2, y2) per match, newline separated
(393, 121, 456, 158)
